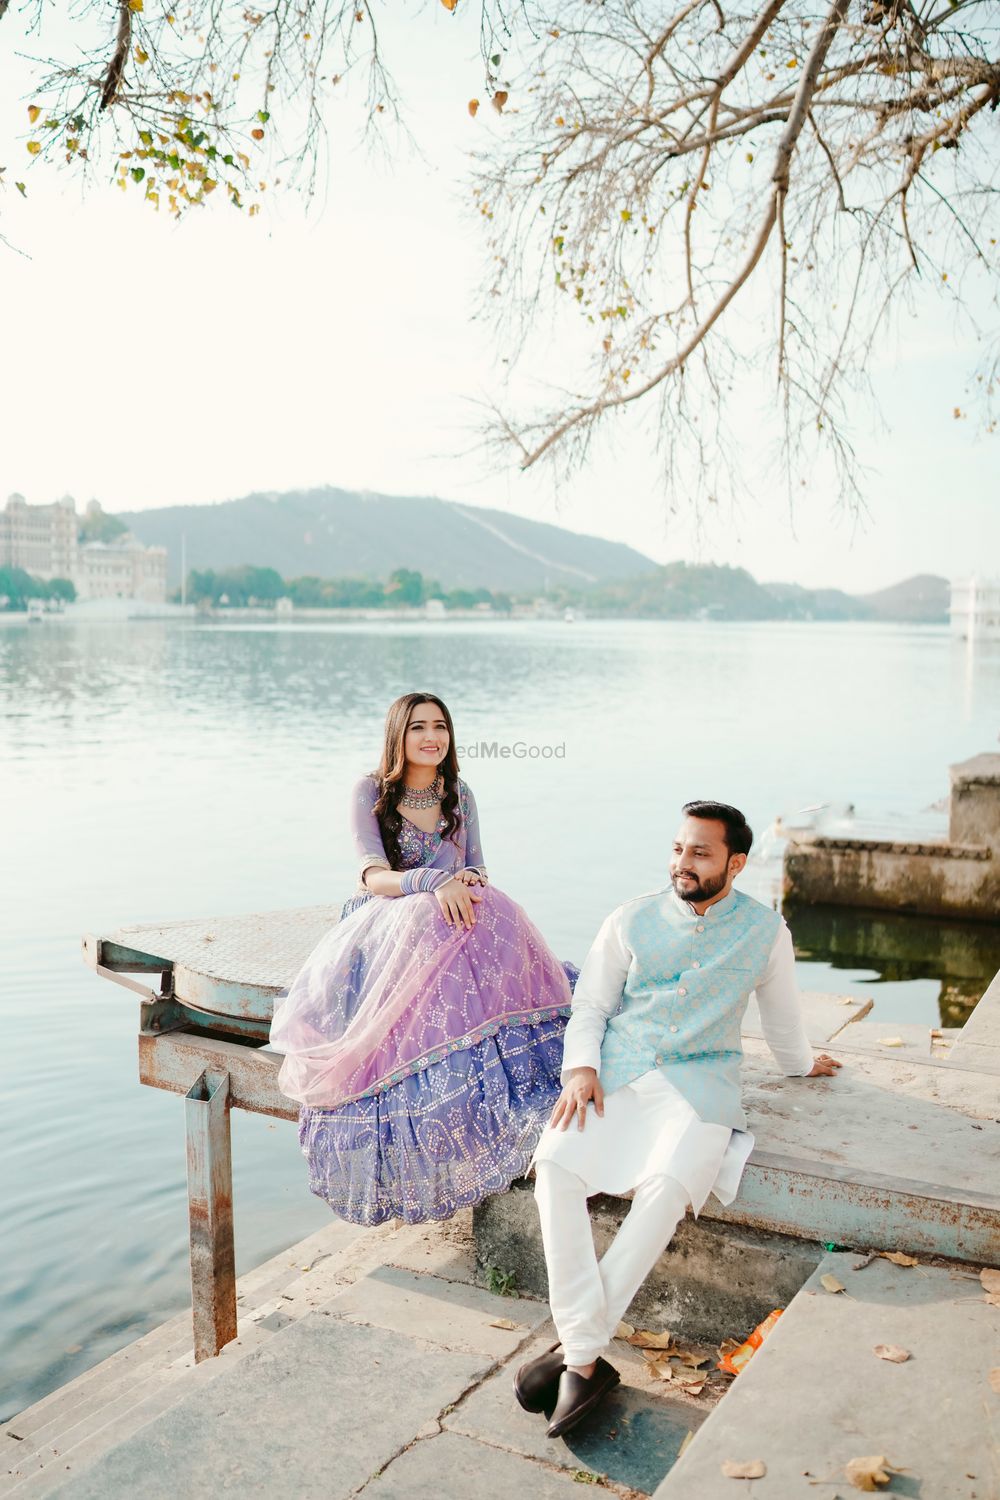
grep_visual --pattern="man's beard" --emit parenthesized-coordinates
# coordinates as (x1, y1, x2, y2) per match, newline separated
(671, 867, 728, 903)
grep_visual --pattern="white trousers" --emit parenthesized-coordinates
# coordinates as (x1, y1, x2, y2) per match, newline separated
(534, 1159, 690, 1368)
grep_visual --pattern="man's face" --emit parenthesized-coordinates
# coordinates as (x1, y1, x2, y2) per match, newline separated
(669, 817, 741, 904)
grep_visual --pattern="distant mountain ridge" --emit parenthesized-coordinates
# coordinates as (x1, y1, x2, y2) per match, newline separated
(119, 487, 657, 592)
(115, 487, 950, 621)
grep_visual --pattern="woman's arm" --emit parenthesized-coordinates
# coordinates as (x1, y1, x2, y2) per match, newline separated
(349, 777, 403, 895)
(459, 782, 488, 882)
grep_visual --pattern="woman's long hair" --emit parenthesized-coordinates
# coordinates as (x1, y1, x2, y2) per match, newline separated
(372, 693, 461, 870)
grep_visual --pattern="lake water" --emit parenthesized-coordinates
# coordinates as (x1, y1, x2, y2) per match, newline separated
(3, 617, 999, 1418)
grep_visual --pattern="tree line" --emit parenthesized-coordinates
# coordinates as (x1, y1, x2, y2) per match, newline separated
(178, 565, 514, 612)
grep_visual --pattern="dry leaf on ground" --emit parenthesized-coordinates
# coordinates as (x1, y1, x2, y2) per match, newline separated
(488, 1317, 522, 1330)
(845, 1454, 901, 1491)
(671, 1345, 712, 1368)
(678, 1430, 695, 1459)
(873, 1344, 910, 1363)
(721, 1458, 766, 1479)
(613, 1321, 635, 1339)
(627, 1329, 674, 1349)
(821, 1274, 847, 1294)
(988, 1368, 1000, 1394)
(879, 1251, 918, 1267)
(980, 1268, 1000, 1294)
(877, 1037, 905, 1047)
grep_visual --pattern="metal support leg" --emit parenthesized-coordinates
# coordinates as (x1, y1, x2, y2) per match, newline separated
(185, 1068, 237, 1361)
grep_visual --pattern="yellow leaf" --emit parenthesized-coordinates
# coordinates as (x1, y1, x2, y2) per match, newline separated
(135, 48, 149, 62)
(488, 1317, 522, 1330)
(27, 105, 41, 123)
(627, 1329, 673, 1350)
(877, 1037, 904, 1047)
(468, 99, 479, 118)
(721, 1459, 766, 1479)
(129, 0, 143, 11)
(492, 90, 508, 113)
(820, 1274, 846, 1294)
(845, 1455, 901, 1491)
(621, 209, 632, 222)
(26, 141, 42, 155)
(787, 57, 798, 67)
(873, 1344, 910, 1363)
(439, 0, 458, 9)
(879, 1251, 918, 1267)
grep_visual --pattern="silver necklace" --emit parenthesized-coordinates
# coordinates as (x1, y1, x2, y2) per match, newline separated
(399, 775, 443, 810)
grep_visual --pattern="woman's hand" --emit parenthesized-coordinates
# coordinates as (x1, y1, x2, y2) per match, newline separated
(435, 877, 484, 930)
(549, 1067, 605, 1132)
(456, 869, 487, 887)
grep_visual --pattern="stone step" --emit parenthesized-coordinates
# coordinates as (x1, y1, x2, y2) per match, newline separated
(1, 1219, 414, 1496)
(652, 1251, 997, 1499)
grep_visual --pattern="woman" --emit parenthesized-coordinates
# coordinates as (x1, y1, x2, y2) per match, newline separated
(270, 692, 575, 1225)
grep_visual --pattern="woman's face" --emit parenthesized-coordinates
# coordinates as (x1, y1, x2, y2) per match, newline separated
(403, 702, 450, 771)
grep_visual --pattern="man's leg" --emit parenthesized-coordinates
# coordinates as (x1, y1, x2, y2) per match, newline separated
(533, 1159, 608, 1369)
(597, 1174, 690, 1341)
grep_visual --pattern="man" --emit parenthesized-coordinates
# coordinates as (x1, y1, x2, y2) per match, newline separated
(514, 800, 841, 1439)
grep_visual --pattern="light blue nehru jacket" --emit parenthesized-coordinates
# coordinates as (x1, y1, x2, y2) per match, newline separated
(598, 888, 781, 1130)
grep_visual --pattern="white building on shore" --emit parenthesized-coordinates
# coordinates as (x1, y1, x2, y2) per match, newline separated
(0, 495, 167, 604)
(950, 577, 1000, 642)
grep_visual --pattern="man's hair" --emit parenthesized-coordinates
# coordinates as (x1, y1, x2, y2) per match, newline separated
(681, 801, 753, 857)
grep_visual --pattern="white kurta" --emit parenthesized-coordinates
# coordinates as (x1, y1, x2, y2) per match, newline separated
(532, 897, 814, 1212)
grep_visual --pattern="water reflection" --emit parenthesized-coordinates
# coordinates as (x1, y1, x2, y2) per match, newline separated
(784, 902, 1000, 1026)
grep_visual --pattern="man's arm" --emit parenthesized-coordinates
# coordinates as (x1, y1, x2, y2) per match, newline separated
(560, 908, 631, 1081)
(548, 908, 631, 1131)
(755, 921, 838, 1078)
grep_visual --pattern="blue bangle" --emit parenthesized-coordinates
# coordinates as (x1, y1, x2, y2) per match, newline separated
(400, 868, 450, 894)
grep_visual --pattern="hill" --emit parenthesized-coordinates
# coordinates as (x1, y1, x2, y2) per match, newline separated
(118, 487, 657, 592)
(856, 573, 950, 623)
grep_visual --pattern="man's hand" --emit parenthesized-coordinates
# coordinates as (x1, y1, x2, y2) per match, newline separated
(549, 1067, 605, 1132)
(806, 1053, 842, 1077)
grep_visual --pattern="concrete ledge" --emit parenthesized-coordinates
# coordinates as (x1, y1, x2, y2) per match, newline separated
(653, 1252, 998, 1499)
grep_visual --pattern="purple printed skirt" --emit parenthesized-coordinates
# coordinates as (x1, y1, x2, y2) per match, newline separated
(271, 886, 576, 1225)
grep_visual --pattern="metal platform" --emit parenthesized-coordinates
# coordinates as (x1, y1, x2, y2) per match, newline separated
(83, 910, 1000, 1365)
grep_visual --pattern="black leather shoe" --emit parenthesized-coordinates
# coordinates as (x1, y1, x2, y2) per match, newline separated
(513, 1343, 564, 1413)
(546, 1357, 620, 1439)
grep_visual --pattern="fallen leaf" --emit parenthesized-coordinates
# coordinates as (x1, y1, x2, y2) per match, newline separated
(671, 1345, 712, 1368)
(873, 1344, 910, 1363)
(837, 996, 857, 1004)
(721, 1458, 766, 1479)
(488, 1317, 522, 1330)
(627, 1329, 673, 1349)
(877, 1037, 905, 1047)
(678, 1430, 695, 1458)
(467, 99, 479, 117)
(492, 90, 508, 113)
(879, 1251, 918, 1267)
(987, 1368, 1000, 1394)
(852, 1253, 877, 1271)
(820, 1274, 846, 1294)
(614, 1321, 635, 1339)
(986, 1293, 1000, 1308)
(980, 1268, 1000, 1294)
(845, 1454, 901, 1491)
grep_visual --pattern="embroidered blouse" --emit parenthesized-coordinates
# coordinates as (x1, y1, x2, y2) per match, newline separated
(349, 774, 488, 890)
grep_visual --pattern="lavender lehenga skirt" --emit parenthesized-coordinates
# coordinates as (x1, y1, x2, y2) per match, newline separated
(270, 886, 576, 1225)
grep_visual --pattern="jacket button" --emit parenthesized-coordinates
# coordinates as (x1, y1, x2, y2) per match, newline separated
(670, 1025, 679, 1033)
(655, 1054, 663, 1065)
(696, 924, 705, 933)
(678, 987, 687, 996)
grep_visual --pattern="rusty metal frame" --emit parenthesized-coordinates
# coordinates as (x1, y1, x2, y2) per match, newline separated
(185, 1068, 238, 1360)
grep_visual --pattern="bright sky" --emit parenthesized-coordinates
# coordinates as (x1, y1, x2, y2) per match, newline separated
(1, 2, 996, 592)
